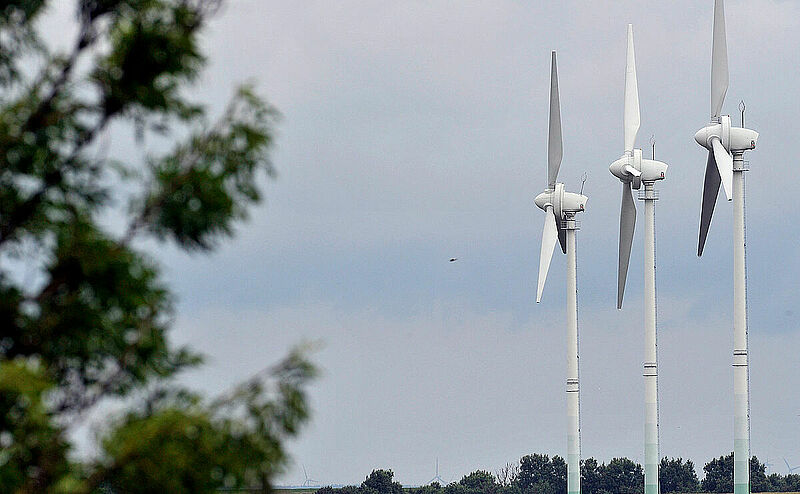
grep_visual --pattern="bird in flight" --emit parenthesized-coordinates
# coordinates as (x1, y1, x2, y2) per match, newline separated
(449, 258, 458, 262)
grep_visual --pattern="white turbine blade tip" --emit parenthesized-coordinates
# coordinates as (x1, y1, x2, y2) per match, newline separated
(711, 0, 729, 118)
(548, 52, 563, 187)
(537, 207, 558, 303)
(624, 24, 640, 152)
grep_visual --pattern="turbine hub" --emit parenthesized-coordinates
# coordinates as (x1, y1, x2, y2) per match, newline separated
(609, 156, 630, 181)
(609, 149, 645, 188)
(534, 189, 554, 212)
(535, 182, 586, 218)
(694, 123, 724, 150)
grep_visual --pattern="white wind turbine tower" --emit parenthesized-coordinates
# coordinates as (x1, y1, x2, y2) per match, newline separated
(693, 2, 758, 494)
(609, 25, 668, 494)
(535, 51, 588, 494)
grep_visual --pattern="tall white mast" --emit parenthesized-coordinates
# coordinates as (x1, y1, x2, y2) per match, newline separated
(566, 215, 580, 494)
(642, 181, 659, 494)
(732, 151, 750, 494)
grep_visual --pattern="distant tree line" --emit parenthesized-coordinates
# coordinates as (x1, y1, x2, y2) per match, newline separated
(316, 454, 800, 494)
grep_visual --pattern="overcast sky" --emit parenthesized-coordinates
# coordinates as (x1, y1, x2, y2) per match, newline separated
(43, 0, 800, 487)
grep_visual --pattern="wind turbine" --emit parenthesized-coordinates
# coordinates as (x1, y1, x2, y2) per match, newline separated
(535, 51, 588, 494)
(693, 2, 758, 494)
(302, 465, 320, 488)
(609, 25, 668, 494)
(428, 458, 446, 485)
(784, 459, 800, 475)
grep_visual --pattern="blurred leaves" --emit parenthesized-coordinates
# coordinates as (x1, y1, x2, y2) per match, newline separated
(92, 0, 207, 119)
(83, 349, 316, 494)
(138, 84, 278, 250)
(0, 360, 70, 493)
(17, 213, 201, 413)
(0, 0, 313, 492)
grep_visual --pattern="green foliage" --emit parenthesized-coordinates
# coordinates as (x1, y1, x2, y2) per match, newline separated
(702, 453, 734, 493)
(579, 457, 643, 494)
(338, 485, 362, 494)
(701, 454, 777, 493)
(88, 349, 316, 494)
(516, 453, 566, 494)
(361, 469, 404, 494)
(580, 458, 602, 494)
(97, 408, 221, 493)
(0, 0, 310, 492)
(600, 457, 643, 494)
(459, 470, 498, 494)
(660, 457, 701, 493)
(0, 360, 69, 493)
(16, 215, 199, 413)
(325, 455, 800, 494)
(92, 0, 208, 117)
(750, 456, 769, 493)
(142, 84, 276, 250)
(412, 482, 445, 494)
(765, 473, 800, 493)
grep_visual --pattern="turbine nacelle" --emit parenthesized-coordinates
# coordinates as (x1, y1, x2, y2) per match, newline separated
(534, 182, 588, 220)
(609, 149, 667, 189)
(694, 115, 758, 153)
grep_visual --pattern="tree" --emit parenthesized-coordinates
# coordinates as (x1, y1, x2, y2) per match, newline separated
(702, 454, 733, 493)
(600, 458, 644, 494)
(496, 462, 520, 488)
(412, 483, 444, 494)
(516, 454, 566, 494)
(459, 470, 498, 494)
(338, 486, 362, 494)
(516, 453, 550, 491)
(0, 1, 314, 492)
(0, 361, 72, 491)
(777, 474, 800, 492)
(749, 456, 769, 493)
(702, 454, 773, 494)
(581, 458, 603, 494)
(361, 469, 404, 494)
(660, 457, 700, 493)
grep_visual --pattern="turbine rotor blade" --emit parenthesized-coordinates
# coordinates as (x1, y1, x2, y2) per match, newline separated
(537, 206, 559, 303)
(624, 24, 640, 152)
(711, 0, 729, 119)
(556, 211, 567, 254)
(548, 51, 563, 188)
(711, 137, 733, 200)
(618, 181, 636, 309)
(699, 150, 722, 256)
